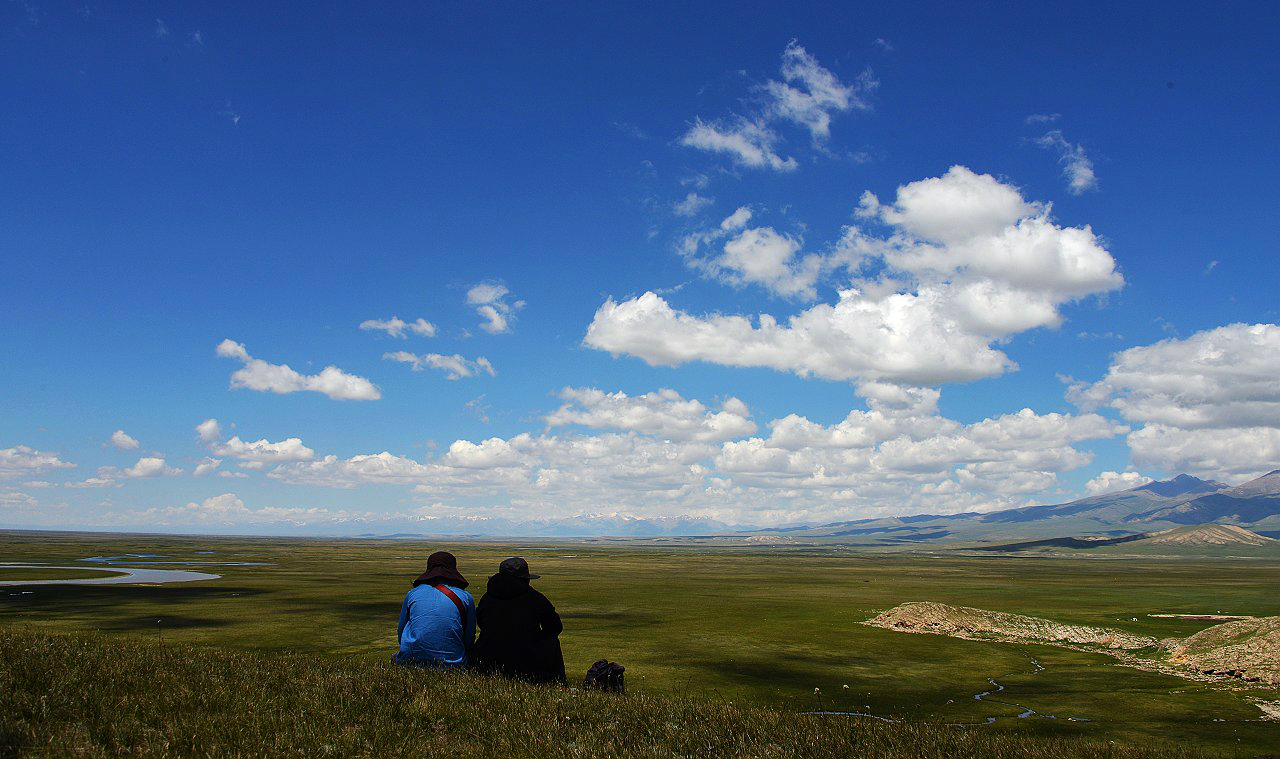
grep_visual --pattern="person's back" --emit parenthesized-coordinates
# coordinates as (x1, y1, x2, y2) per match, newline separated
(395, 551, 476, 668)
(473, 557, 566, 684)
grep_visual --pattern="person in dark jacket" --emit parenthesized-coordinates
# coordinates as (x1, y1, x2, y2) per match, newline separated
(472, 557, 567, 684)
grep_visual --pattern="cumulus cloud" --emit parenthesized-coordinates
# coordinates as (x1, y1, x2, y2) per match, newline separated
(546, 388, 756, 442)
(680, 41, 873, 171)
(109, 430, 140, 450)
(194, 458, 222, 476)
(264, 382, 1121, 525)
(359, 316, 437, 339)
(0, 446, 74, 479)
(466, 283, 525, 334)
(119, 456, 182, 478)
(1085, 470, 1151, 495)
(384, 352, 496, 380)
(195, 418, 316, 463)
(216, 339, 381, 401)
(1035, 130, 1098, 195)
(591, 166, 1123, 384)
(673, 192, 715, 217)
(1071, 323, 1280, 478)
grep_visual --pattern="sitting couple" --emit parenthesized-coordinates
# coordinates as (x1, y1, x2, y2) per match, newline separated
(393, 551, 567, 685)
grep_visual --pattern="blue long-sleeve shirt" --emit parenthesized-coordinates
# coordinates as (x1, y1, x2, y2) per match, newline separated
(397, 583, 476, 667)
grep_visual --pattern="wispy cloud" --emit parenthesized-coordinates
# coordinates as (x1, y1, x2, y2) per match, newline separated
(1035, 130, 1098, 195)
(360, 316, 436, 339)
(1026, 113, 1061, 124)
(673, 192, 714, 217)
(680, 41, 875, 171)
(466, 283, 524, 334)
(384, 352, 496, 380)
(154, 18, 169, 38)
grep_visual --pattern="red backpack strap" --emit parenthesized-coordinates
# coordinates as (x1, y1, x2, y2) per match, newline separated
(433, 583, 467, 627)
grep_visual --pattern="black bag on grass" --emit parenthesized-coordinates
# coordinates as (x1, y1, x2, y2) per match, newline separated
(584, 659, 625, 693)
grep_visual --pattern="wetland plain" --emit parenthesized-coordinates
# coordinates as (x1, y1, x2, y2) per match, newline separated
(2, 529, 1278, 756)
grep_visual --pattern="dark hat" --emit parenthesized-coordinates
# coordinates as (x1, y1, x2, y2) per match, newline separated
(412, 551, 468, 589)
(498, 556, 539, 579)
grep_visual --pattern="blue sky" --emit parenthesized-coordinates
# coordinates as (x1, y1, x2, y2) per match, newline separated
(3, 1, 1278, 534)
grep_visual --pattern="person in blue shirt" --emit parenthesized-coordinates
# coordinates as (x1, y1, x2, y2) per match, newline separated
(393, 551, 476, 669)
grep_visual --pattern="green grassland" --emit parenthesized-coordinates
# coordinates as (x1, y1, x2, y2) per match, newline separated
(0, 566, 126, 581)
(0, 627, 1207, 759)
(2, 530, 1279, 756)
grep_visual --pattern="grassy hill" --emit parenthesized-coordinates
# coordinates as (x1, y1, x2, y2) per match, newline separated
(0, 627, 1209, 758)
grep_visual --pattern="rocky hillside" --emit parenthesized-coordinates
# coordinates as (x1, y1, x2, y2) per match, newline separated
(868, 602, 1280, 687)
(1142, 524, 1278, 547)
(866, 601, 1157, 649)
(1167, 616, 1280, 684)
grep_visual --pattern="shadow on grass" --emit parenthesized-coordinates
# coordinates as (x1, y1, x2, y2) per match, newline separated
(102, 615, 236, 630)
(0, 584, 268, 619)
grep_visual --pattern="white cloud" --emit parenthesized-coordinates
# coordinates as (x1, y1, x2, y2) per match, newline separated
(0, 491, 38, 508)
(466, 283, 524, 334)
(766, 40, 876, 141)
(591, 166, 1122, 384)
(194, 458, 222, 476)
(111, 493, 357, 528)
(680, 119, 797, 172)
(673, 192, 714, 217)
(1085, 470, 1151, 495)
(0, 446, 74, 479)
(1072, 323, 1280, 479)
(546, 388, 757, 442)
(196, 418, 221, 443)
(707, 226, 821, 299)
(109, 429, 140, 450)
(265, 383, 1121, 525)
(195, 419, 316, 463)
(216, 339, 381, 401)
(1075, 324, 1280, 430)
(679, 41, 873, 171)
(384, 352, 496, 380)
(1035, 130, 1098, 195)
(64, 477, 117, 489)
(154, 18, 169, 38)
(120, 456, 182, 478)
(721, 207, 752, 231)
(1025, 113, 1061, 124)
(360, 316, 437, 339)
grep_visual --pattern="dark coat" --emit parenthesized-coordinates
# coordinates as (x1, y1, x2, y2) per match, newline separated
(472, 573, 567, 684)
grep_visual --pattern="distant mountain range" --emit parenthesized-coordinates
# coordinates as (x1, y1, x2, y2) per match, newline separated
(746, 470, 1280, 544)
(248, 469, 1280, 541)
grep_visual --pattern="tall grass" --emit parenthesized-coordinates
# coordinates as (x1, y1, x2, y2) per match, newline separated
(0, 626, 1209, 758)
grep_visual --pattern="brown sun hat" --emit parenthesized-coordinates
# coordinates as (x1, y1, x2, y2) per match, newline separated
(412, 551, 469, 589)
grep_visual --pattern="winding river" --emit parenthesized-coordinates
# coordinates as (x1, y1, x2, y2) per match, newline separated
(0, 564, 220, 586)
